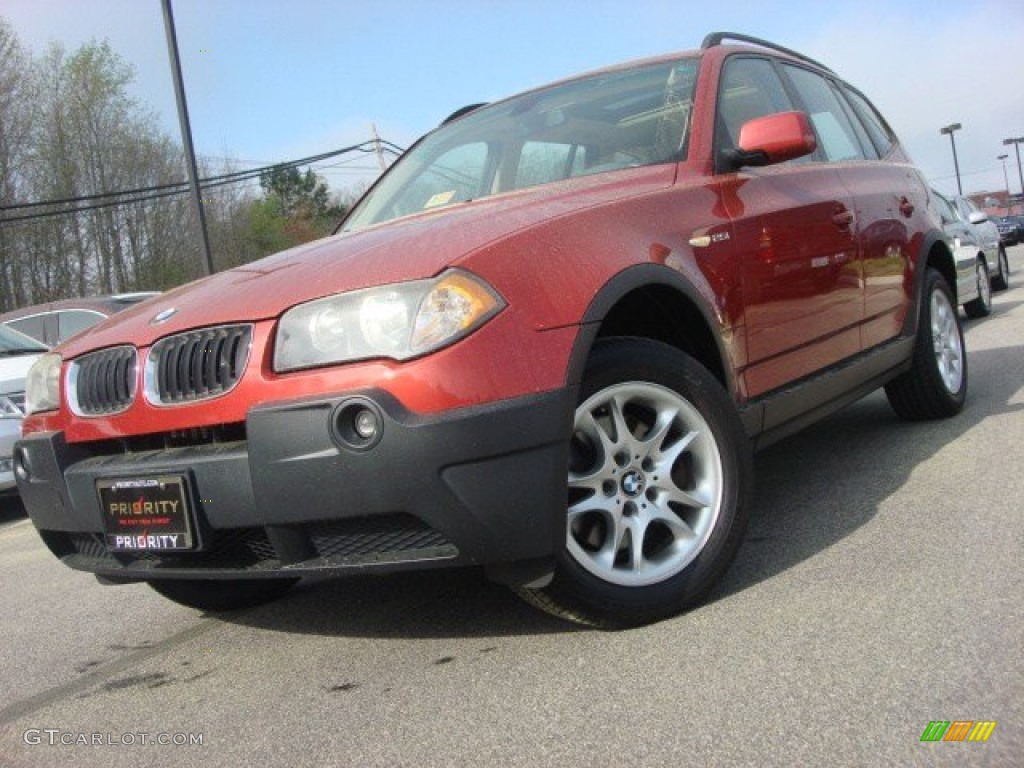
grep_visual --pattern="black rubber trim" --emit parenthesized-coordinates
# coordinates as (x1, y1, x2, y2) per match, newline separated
(565, 263, 734, 394)
(15, 387, 574, 581)
(747, 337, 914, 450)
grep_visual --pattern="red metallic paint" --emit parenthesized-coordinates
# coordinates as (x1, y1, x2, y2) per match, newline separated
(22, 42, 936, 448)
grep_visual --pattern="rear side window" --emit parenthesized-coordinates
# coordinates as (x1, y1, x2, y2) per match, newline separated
(841, 86, 894, 156)
(57, 309, 105, 342)
(6, 316, 47, 345)
(782, 64, 866, 161)
(716, 57, 794, 151)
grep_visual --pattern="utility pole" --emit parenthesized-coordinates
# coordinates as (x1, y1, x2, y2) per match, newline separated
(371, 123, 388, 173)
(162, 0, 215, 275)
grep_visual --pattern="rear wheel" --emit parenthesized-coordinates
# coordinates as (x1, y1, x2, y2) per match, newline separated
(885, 269, 967, 420)
(992, 246, 1010, 291)
(515, 338, 752, 628)
(148, 577, 298, 611)
(963, 258, 992, 318)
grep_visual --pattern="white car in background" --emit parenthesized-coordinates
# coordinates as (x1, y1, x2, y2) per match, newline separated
(0, 326, 48, 495)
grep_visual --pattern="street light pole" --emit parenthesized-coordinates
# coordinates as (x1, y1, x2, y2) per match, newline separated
(162, 0, 215, 276)
(1003, 137, 1024, 199)
(998, 154, 1010, 206)
(940, 123, 963, 195)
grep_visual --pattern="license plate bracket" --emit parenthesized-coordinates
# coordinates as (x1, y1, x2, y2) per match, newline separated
(97, 475, 196, 552)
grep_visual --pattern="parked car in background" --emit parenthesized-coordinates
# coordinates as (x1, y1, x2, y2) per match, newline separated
(14, 33, 969, 627)
(933, 190, 992, 318)
(0, 326, 47, 495)
(952, 196, 1010, 291)
(993, 215, 1021, 247)
(0, 292, 160, 347)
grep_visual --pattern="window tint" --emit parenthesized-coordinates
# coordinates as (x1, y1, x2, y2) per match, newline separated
(782, 65, 865, 161)
(516, 142, 586, 187)
(829, 82, 877, 160)
(717, 57, 794, 150)
(57, 309, 105, 342)
(841, 86, 894, 156)
(390, 142, 489, 219)
(931, 191, 959, 224)
(345, 59, 699, 229)
(6, 316, 47, 345)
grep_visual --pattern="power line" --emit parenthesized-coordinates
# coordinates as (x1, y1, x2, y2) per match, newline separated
(0, 139, 404, 224)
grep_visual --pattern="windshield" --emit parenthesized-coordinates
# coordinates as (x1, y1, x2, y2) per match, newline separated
(344, 58, 699, 231)
(0, 324, 49, 355)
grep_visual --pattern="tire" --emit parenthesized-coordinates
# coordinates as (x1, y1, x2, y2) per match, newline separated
(885, 269, 967, 420)
(992, 246, 1010, 291)
(963, 258, 992, 318)
(514, 338, 753, 628)
(148, 577, 298, 612)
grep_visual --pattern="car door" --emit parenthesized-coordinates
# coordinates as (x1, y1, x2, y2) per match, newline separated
(811, 77, 920, 350)
(714, 56, 862, 398)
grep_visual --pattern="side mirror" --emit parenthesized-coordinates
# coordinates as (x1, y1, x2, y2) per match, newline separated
(968, 211, 988, 225)
(723, 111, 817, 169)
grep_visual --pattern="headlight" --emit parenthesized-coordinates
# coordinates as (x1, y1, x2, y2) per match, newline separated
(274, 270, 505, 372)
(25, 353, 62, 415)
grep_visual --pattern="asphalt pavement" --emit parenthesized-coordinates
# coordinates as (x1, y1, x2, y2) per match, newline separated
(1, 247, 1021, 767)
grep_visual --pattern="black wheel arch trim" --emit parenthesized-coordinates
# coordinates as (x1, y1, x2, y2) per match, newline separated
(906, 229, 956, 337)
(563, 263, 736, 396)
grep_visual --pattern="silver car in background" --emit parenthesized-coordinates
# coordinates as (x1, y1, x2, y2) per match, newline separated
(932, 190, 993, 318)
(0, 326, 47, 494)
(952, 194, 1010, 293)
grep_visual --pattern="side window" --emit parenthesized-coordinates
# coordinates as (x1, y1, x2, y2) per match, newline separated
(57, 310, 104, 342)
(6, 316, 47, 345)
(932, 191, 958, 224)
(515, 142, 585, 188)
(782, 65, 866, 162)
(716, 57, 794, 152)
(841, 86, 894, 156)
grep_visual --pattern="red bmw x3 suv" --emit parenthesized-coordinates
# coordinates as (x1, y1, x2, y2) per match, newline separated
(15, 33, 966, 627)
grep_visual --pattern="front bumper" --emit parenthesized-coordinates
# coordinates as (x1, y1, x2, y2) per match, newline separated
(15, 388, 573, 582)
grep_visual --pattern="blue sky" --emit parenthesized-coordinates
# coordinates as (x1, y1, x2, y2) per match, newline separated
(3, 0, 1023, 197)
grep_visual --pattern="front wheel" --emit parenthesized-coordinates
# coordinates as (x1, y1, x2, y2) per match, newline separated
(992, 246, 1010, 291)
(963, 258, 992, 318)
(148, 577, 298, 611)
(885, 269, 967, 420)
(515, 338, 752, 628)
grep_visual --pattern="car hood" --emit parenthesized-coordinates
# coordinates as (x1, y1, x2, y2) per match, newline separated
(58, 166, 674, 358)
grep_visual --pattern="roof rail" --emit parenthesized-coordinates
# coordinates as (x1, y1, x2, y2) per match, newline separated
(701, 31, 833, 73)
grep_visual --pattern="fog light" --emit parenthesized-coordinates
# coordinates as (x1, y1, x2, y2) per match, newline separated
(13, 446, 30, 481)
(353, 408, 379, 440)
(331, 399, 384, 451)
(0, 458, 12, 474)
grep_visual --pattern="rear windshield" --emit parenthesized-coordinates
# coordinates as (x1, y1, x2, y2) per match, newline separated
(344, 58, 699, 231)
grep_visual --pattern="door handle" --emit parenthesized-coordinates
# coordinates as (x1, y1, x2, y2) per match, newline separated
(899, 197, 915, 217)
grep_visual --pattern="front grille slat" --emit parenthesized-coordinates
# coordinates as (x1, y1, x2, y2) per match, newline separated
(71, 346, 137, 416)
(145, 324, 252, 406)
